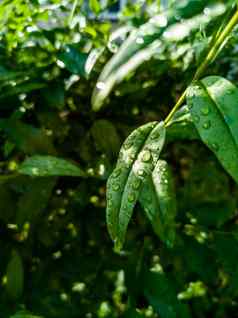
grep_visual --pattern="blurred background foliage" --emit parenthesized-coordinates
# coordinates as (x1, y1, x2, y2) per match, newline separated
(0, 0, 238, 317)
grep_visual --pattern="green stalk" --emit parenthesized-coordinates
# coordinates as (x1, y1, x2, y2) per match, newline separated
(164, 8, 238, 126)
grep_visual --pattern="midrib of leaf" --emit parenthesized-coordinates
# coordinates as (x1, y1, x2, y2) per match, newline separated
(197, 80, 238, 152)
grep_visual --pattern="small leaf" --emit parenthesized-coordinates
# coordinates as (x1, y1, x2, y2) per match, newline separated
(167, 105, 199, 141)
(16, 177, 56, 227)
(139, 160, 177, 247)
(187, 76, 238, 184)
(91, 119, 120, 159)
(18, 155, 86, 177)
(89, 0, 101, 14)
(106, 121, 166, 250)
(6, 250, 24, 300)
(0, 119, 55, 155)
(58, 45, 88, 76)
(143, 271, 191, 318)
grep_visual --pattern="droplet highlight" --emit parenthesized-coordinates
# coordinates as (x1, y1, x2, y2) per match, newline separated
(141, 150, 151, 162)
(128, 193, 136, 203)
(201, 106, 209, 115)
(96, 82, 106, 90)
(203, 121, 211, 129)
(132, 179, 141, 190)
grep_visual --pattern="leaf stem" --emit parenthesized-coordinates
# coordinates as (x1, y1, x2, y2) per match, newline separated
(164, 8, 238, 126)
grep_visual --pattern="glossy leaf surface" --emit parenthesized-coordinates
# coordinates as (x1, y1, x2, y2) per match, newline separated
(187, 76, 238, 184)
(139, 160, 177, 247)
(18, 155, 86, 177)
(106, 121, 166, 250)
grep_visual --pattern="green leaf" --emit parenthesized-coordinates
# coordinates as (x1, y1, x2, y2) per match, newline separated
(186, 76, 238, 184)
(92, 1, 226, 111)
(143, 271, 191, 318)
(139, 160, 177, 247)
(18, 155, 86, 177)
(91, 119, 121, 159)
(0, 119, 55, 155)
(16, 177, 56, 227)
(58, 45, 88, 76)
(106, 121, 166, 250)
(6, 250, 24, 300)
(167, 105, 199, 141)
(0, 82, 46, 99)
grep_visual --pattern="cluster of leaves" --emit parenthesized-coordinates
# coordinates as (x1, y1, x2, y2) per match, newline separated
(1, 0, 238, 317)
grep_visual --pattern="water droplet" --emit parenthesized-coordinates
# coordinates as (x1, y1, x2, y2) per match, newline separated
(32, 167, 39, 175)
(124, 141, 132, 150)
(136, 37, 144, 45)
(194, 115, 200, 123)
(138, 169, 145, 176)
(211, 143, 219, 151)
(96, 82, 106, 90)
(204, 7, 211, 15)
(151, 15, 168, 27)
(142, 150, 151, 162)
(201, 106, 209, 115)
(128, 193, 136, 203)
(203, 121, 211, 129)
(112, 183, 120, 191)
(151, 132, 160, 140)
(112, 168, 121, 178)
(132, 179, 141, 190)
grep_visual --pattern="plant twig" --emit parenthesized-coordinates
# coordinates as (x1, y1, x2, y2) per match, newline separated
(164, 8, 238, 126)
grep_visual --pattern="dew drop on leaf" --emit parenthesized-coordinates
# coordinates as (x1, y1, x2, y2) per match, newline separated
(211, 143, 219, 151)
(203, 121, 211, 129)
(201, 106, 209, 115)
(112, 183, 120, 191)
(141, 150, 151, 162)
(132, 179, 141, 190)
(124, 141, 133, 150)
(151, 132, 160, 140)
(138, 169, 145, 176)
(194, 115, 200, 123)
(136, 37, 144, 45)
(112, 168, 121, 178)
(128, 193, 136, 203)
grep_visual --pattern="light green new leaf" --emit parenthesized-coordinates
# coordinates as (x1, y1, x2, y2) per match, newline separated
(18, 155, 86, 177)
(139, 160, 176, 247)
(106, 121, 166, 250)
(6, 250, 24, 300)
(187, 76, 238, 184)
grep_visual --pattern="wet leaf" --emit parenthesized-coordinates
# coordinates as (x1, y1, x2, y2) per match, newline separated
(187, 76, 238, 184)
(106, 121, 166, 250)
(139, 160, 177, 247)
